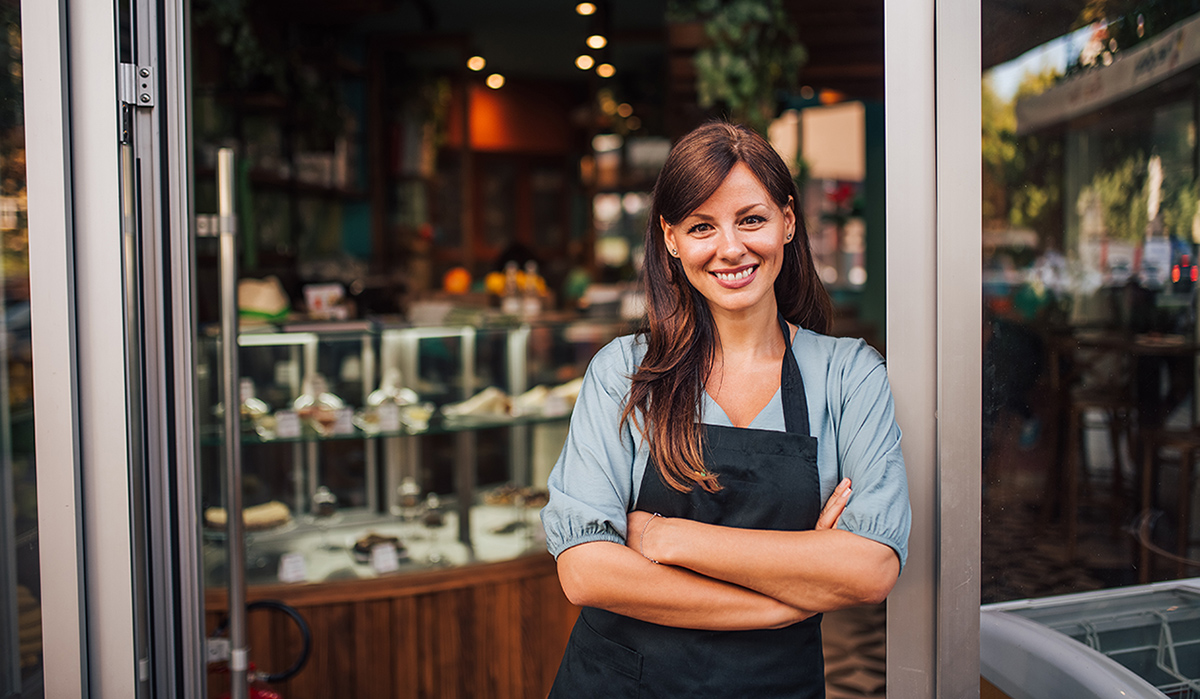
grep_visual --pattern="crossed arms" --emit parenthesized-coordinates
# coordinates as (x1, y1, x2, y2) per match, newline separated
(555, 478, 900, 631)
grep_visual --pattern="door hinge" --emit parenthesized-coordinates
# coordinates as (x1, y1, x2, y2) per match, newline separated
(120, 63, 155, 108)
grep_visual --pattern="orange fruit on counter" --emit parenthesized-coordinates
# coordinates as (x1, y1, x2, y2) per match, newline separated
(443, 267, 472, 294)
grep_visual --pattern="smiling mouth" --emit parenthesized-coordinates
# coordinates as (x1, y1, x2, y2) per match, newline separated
(713, 265, 757, 282)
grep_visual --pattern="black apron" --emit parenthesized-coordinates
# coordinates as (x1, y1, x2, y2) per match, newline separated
(550, 315, 825, 699)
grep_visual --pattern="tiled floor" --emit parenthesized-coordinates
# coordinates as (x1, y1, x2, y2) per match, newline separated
(824, 604, 886, 698)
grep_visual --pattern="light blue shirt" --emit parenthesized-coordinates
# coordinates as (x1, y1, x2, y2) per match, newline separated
(540, 328, 911, 569)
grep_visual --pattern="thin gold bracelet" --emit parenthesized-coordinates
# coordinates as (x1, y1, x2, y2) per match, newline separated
(641, 512, 663, 564)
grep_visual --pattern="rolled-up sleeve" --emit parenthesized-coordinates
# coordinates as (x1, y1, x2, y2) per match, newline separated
(833, 342, 911, 570)
(541, 338, 643, 558)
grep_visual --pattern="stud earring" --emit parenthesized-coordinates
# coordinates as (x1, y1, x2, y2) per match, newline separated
(669, 248, 678, 256)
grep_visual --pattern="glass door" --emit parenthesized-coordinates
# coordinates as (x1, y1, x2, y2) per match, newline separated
(979, 3, 1200, 696)
(171, 1, 903, 697)
(0, 2, 38, 695)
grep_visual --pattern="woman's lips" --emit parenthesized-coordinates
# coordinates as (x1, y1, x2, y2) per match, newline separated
(711, 264, 758, 288)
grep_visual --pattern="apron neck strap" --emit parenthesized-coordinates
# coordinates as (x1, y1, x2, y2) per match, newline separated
(778, 314, 811, 436)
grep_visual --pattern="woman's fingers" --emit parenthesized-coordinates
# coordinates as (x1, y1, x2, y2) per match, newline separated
(816, 478, 852, 530)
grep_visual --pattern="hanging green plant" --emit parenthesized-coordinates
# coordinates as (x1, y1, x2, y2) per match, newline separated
(669, 0, 807, 134)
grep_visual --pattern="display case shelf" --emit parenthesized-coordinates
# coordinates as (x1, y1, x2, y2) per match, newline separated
(200, 411, 573, 445)
(199, 315, 630, 587)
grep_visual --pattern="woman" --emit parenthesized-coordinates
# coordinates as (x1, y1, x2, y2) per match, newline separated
(540, 122, 910, 698)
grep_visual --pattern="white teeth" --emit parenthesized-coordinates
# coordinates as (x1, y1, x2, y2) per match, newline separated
(714, 267, 755, 282)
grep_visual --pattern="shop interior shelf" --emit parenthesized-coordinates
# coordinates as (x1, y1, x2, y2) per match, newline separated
(199, 410, 572, 446)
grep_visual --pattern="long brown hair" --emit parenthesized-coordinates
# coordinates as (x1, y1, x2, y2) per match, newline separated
(620, 121, 832, 493)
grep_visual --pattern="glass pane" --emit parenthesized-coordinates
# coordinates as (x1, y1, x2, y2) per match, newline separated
(187, 1, 888, 697)
(0, 1, 39, 694)
(982, 0, 1200, 609)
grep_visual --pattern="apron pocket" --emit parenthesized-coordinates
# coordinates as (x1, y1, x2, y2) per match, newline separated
(550, 612, 643, 697)
(576, 613, 643, 680)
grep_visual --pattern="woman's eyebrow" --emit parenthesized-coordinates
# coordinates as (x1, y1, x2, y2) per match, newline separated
(683, 203, 769, 223)
(735, 203, 769, 216)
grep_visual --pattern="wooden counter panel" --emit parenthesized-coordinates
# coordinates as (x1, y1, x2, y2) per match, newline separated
(205, 553, 578, 699)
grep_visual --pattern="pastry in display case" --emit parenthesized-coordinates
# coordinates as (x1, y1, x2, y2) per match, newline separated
(203, 500, 293, 531)
(292, 373, 348, 437)
(353, 368, 434, 433)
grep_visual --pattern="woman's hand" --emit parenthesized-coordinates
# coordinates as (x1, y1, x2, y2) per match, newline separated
(559, 541, 817, 630)
(816, 477, 852, 530)
(627, 477, 850, 563)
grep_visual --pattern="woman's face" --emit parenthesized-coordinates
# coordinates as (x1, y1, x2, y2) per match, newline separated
(662, 162, 794, 319)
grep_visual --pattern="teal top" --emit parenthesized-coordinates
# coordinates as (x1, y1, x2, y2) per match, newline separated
(540, 328, 911, 570)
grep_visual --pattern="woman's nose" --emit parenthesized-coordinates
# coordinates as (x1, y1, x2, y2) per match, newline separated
(716, 225, 747, 259)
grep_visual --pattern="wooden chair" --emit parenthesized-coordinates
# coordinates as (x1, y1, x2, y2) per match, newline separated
(1049, 332, 1137, 559)
(1138, 427, 1200, 581)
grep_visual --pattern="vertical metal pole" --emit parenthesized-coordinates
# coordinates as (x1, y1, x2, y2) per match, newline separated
(304, 338, 319, 508)
(934, 0, 982, 695)
(362, 334, 378, 509)
(507, 325, 530, 485)
(217, 147, 249, 699)
(456, 328, 476, 554)
(159, 0, 208, 690)
(23, 0, 90, 693)
(289, 344, 304, 514)
(119, 137, 152, 697)
(884, 0, 937, 696)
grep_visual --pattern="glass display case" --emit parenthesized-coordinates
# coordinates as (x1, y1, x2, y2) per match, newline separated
(199, 315, 632, 587)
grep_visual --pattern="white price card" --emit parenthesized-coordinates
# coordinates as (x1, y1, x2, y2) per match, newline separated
(274, 410, 302, 439)
(277, 551, 308, 584)
(371, 543, 400, 574)
(207, 637, 231, 663)
(376, 403, 401, 432)
(332, 407, 355, 435)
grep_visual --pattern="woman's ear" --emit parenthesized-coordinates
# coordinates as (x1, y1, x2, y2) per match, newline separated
(783, 198, 796, 241)
(661, 216, 677, 256)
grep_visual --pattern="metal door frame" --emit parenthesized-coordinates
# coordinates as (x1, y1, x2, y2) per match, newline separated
(126, 0, 207, 694)
(24, 0, 140, 695)
(23, 0, 205, 695)
(23, 0, 89, 695)
(885, 0, 982, 696)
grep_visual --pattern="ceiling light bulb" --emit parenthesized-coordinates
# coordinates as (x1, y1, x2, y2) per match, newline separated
(486, 73, 505, 89)
(467, 56, 486, 71)
(575, 55, 595, 70)
(576, 2, 596, 15)
(596, 63, 615, 78)
(586, 35, 607, 50)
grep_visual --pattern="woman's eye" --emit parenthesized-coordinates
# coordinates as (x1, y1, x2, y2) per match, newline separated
(741, 215, 766, 226)
(687, 222, 713, 235)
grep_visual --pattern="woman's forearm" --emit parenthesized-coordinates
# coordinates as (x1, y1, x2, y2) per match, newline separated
(556, 540, 814, 631)
(644, 518, 900, 612)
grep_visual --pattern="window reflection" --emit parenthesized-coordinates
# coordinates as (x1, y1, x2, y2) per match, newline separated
(0, 0, 38, 693)
(984, 6, 1200, 603)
